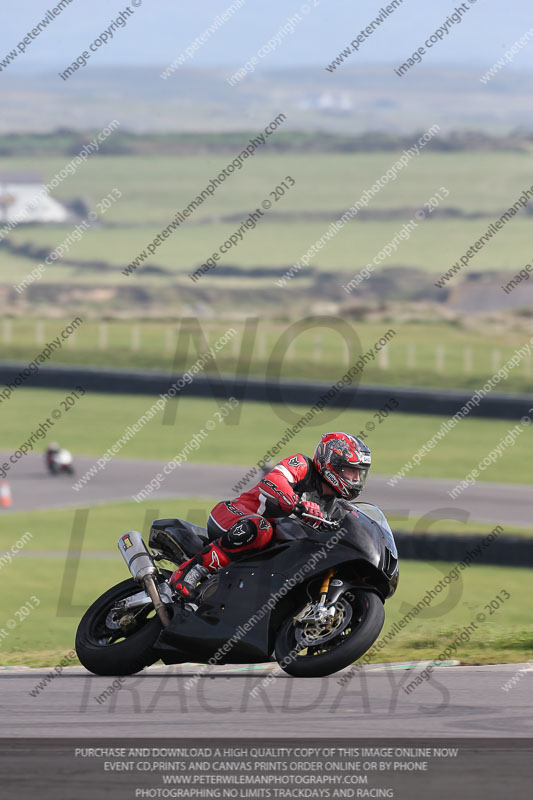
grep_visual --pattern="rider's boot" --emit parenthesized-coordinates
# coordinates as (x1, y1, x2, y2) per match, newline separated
(170, 541, 230, 608)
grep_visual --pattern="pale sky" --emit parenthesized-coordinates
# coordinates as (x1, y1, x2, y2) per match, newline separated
(2, 0, 533, 72)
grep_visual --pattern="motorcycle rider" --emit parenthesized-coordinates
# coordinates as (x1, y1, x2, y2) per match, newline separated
(170, 432, 371, 601)
(45, 442, 60, 472)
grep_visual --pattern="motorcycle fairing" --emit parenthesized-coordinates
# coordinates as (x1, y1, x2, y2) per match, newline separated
(156, 525, 393, 665)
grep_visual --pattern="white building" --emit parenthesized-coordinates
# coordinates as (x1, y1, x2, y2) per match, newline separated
(0, 172, 69, 224)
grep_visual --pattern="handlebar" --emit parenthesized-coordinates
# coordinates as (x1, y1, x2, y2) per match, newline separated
(304, 514, 340, 530)
(294, 504, 341, 530)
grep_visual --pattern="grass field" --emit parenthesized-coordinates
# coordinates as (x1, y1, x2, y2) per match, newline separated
(6, 218, 533, 277)
(1, 388, 531, 485)
(1, 318, 533, 393)
(2, 152, 533, 222)
(2, 151, 533, 289)
(0, 499, 531, 668)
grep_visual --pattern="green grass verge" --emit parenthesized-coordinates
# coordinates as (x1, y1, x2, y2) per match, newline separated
(2, 388, 531, 485)
(0, 499, 531, 668)
(1, 317, 532, 393)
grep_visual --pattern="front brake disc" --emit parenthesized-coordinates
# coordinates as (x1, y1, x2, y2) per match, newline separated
(294, 598, 353, 648)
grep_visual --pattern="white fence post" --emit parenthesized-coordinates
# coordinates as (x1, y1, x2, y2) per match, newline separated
(3, 319, 12, 344)
(435, 345, 445, 373)
(166, 327, 174, 353)
(407, 342, 416, 369)
(98, 323, 108, 350)
(464, 347, 472, 373)
(286, 338, 295, 361)
(378, 345, 389, 370)
(131, 325, 140, 352)
(313, 336, 322, 363)
(257, 334, 266, 359)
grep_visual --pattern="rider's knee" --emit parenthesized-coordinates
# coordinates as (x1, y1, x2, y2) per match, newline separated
(221, 516, 272, 551)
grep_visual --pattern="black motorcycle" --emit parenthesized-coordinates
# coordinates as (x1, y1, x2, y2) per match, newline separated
(75, 502, 398, 678)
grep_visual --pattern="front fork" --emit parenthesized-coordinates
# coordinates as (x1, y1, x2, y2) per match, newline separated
(294, 568, 337, 625)
(316, 568, 335, 618)
(294, 570, 369, 626)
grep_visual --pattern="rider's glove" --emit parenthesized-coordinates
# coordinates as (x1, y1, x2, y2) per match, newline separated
(295, 500, 325, 529)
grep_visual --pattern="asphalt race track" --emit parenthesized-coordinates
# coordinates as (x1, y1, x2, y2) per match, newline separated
(1, 452, 530, 527)
(2, 455, 531, 739)
(1, 662, 532, 737)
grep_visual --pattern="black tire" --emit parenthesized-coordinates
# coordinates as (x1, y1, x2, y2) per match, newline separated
(275, 589, 384, 678)
(75, 578, 163, 676)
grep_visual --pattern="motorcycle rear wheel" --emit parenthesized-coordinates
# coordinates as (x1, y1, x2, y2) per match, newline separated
(275, 589, 384, 678)
(75, 577, 164, 676)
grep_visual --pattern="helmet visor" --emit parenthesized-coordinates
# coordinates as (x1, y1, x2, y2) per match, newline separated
(339, 464, 369, 489)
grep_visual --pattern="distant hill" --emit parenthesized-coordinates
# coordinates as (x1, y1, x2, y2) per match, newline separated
(1, 65, 533, 134)
(1, 129, 531, 157)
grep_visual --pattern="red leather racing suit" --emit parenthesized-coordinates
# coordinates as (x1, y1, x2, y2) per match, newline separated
(170, 454, 327, 596)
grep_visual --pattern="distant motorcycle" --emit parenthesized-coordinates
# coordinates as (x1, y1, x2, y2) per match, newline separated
(75, 501, 398, 678)
(46, 448, 74, 475)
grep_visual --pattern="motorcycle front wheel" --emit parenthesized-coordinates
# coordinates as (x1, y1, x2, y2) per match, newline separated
(75, 577, 165, 676)
(275, 589, 384, 678)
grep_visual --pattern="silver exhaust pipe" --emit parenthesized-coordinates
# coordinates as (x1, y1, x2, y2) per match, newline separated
(118, 531, 170, 626)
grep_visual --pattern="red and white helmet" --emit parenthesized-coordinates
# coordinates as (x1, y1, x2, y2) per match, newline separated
(313, 432, 371, 500)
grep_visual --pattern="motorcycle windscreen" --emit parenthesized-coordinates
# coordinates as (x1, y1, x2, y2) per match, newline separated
(353, 502, 398, 558)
